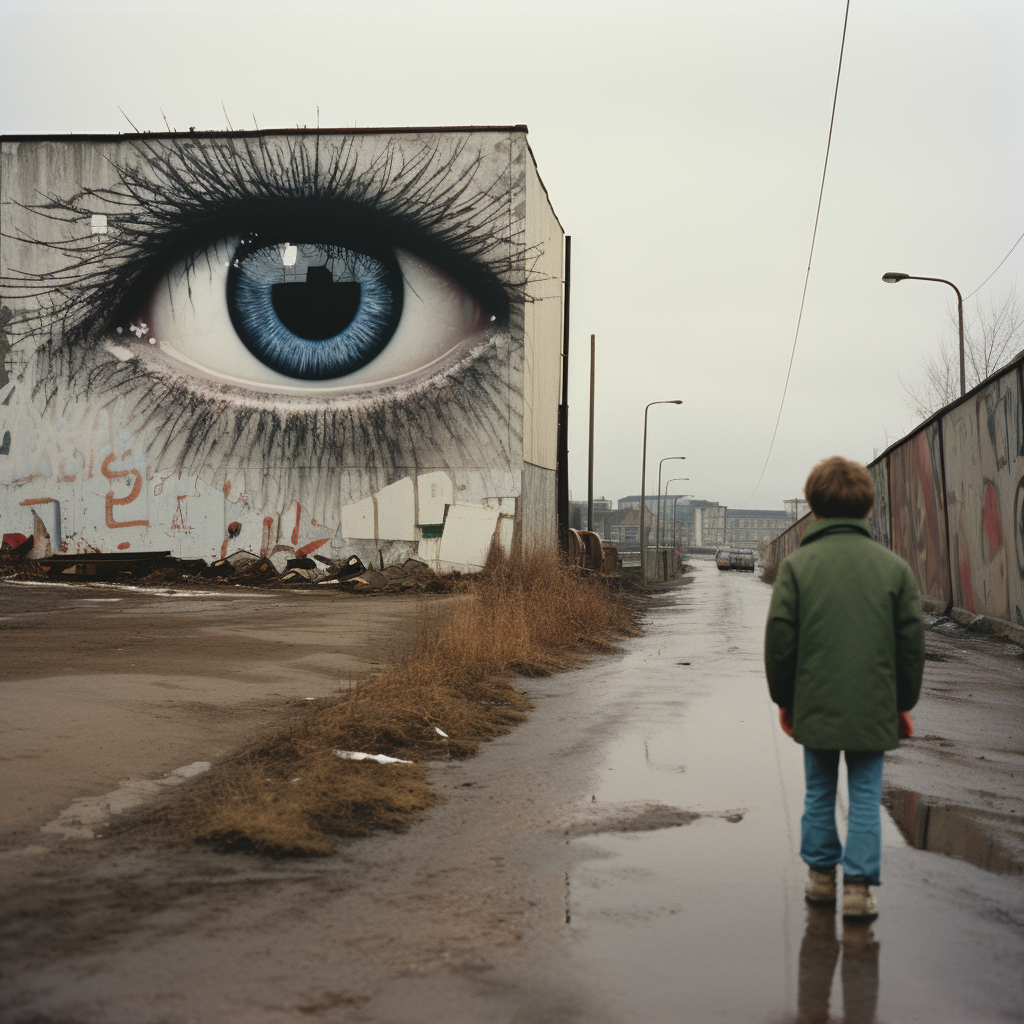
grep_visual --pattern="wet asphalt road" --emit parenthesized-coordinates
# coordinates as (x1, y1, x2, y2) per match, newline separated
(558, 558, 1024, 1023)
(2, 561, 1023, 1023)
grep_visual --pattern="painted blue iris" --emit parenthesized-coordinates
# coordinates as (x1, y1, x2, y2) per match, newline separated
(226, 240, 402, 380)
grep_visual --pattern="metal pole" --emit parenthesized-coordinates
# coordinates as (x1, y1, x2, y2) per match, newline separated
(673, 497, 679, 559)
(670, 493, 692, 574)
(957, 291, 965, 397)
(659, 481, 692, 573)
(587, 334, 595, 532)
(655, 457, 685, 581)
(656, 464, 662, 581)
(640, 409, 649, 584)
(639, 401, 683, 586)
(723, 506, 728, 547)
(557, 236, 571, 549)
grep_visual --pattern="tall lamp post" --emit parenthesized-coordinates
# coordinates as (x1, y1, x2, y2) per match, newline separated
(657, 475, 689, 580)
(654, 457, 686, 580)
(640, 400, 683, 585)
(668, 488, 693, 570)
(882, 272, 965, 397)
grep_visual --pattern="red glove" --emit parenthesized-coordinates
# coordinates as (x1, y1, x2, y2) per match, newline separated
(898, 711, 914, 738)
(779, 706, 794, 737)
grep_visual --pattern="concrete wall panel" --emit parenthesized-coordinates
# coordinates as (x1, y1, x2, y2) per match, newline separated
(519, 461, 556, 553)
(437, 504, 500, 573)
(889, 423, 950, 606)
(941, 369, 1024, 622)
(868, 457, 891, 549)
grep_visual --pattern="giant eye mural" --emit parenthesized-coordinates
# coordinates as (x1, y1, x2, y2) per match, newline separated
(0, 129, 564, 571)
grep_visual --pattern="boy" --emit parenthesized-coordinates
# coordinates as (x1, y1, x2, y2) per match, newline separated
(765, 456, 924, 919)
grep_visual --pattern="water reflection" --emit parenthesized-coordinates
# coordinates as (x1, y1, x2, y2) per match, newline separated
(884, 788, 1022, 875)
(796, 905, 879, 1023)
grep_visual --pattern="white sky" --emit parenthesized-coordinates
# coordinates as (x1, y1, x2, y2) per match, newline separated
(2, 0, 1022, 511)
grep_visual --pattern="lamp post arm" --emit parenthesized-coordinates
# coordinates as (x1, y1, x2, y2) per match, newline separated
(896, 275, 966, 397)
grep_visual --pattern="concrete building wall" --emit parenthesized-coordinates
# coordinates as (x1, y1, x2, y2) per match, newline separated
(521, 140, 562, 473)
(0, 128, 563, 570)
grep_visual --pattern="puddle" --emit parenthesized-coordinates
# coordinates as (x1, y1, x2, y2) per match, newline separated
(883, 787, 1023, 876)
(568, 803, 701, 837)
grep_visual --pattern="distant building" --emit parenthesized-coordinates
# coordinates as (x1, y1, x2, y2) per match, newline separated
(615, 495, 801, 551)
(569, 500, 648, 551)
(572, 494, 801, 553)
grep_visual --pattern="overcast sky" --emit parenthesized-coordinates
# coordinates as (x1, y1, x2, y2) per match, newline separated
(2, 0, 1022, 510)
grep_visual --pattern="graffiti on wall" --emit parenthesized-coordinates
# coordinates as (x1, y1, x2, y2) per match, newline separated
(767, 511, 811, 565)
(867, 457, 891, 550)
(941, 367, 1024, 623)
(1, 131, 557, 569)
(888, 423, 950, 605)
(763, 356, 1024, 633)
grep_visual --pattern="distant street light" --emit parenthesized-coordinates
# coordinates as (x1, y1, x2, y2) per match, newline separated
(882, 272, 965, 397)
(657, 475, 689, 581)
(669, 491, 693, 566)
(654, 457, 686, 581)
(640, 401, 683, 586)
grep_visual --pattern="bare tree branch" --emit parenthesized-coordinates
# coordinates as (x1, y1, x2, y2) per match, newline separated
(904, 285, 1024, 419)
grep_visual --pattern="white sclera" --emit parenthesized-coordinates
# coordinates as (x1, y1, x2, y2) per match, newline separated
(146, 239, 491, 392)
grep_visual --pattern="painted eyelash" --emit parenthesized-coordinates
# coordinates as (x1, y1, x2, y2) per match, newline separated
(2, 134, 529, 521)
(5, 133, 531, 367)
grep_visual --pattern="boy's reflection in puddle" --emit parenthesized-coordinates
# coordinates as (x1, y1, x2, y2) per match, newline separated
(797, 905, 880, 1023)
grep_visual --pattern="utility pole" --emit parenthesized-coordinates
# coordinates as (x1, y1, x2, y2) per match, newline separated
(556, 237, 571, 550)
(587, 334, 595, 533)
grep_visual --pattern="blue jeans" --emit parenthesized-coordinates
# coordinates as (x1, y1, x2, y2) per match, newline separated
(801, 748, 884, 884)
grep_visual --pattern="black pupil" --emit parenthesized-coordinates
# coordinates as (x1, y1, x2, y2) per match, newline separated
(270, 264, 361, 341)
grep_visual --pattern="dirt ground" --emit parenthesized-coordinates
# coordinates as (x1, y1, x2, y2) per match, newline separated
(0, 581, 442, 851)
(0, 577, 605, 1022)
(1, 570, 1022, 1022)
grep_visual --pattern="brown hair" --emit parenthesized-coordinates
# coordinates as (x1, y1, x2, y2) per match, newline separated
(804, 456, 875, 518)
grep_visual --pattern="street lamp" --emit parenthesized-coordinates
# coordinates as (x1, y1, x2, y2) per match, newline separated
(654, 457, 686, 580)
(640, 400, 683, 585)
(668, 490, 693, 569)
(882, 272, 965, 397)
(657, 475, 689, 580)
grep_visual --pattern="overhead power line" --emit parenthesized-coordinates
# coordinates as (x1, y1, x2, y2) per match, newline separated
(742, 0, 851, 508)
(965, 227, 1024, 300)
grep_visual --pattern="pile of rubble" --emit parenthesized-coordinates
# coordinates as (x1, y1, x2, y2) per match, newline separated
(0, 539, 454, 594)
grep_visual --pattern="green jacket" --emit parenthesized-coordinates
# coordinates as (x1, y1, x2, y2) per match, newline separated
(764, 517, 924, 751)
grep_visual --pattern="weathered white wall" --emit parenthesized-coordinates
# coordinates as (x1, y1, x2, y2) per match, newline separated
(521, 138, 563, 474)
(0, 129, 563, 571)
(520, 461, 557, 553)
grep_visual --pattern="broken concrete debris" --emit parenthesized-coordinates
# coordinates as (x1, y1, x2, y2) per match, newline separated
(0, 537, 451, 594)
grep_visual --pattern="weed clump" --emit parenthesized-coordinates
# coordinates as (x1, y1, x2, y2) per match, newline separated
(128, 549, 639, 856)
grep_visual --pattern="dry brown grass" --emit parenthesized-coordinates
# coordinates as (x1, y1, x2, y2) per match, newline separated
(124, 549, 640, 857)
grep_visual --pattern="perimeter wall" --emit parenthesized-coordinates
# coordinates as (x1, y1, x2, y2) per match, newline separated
(764, 351, 1024, 636)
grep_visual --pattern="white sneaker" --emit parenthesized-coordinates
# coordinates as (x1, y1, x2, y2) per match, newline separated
(804, 867, 837, 905)
(843, 881, 878, 920)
